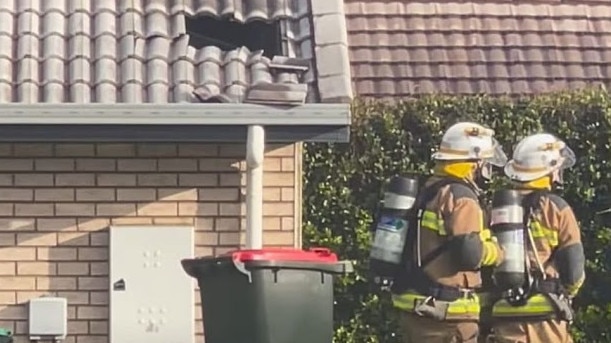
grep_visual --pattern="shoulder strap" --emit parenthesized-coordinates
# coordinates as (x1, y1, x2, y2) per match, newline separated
(523, 190, 547, 208)
(522, 189, 550, 220)
(520, 190, 554, 281)
(415, 177, 468, 213)
(406, 178, 473, 269)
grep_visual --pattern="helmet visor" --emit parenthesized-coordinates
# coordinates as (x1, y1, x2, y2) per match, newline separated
(484, 138, 508, 167)
(557, 143, 576, 171)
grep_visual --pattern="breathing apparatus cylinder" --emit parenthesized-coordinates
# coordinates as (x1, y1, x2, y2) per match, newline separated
(490, 189, 527, 296)
(369, 176, 419, 287)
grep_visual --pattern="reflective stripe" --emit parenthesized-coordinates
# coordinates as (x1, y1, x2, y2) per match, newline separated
(392, 291, 480, 315)
(384, 193, 416, 210)
(421, 210, 447, 235)
(491, 294, 555, 317)
(529, 221, 559, 248)
(566, 275, 585, 297)
(421, 209, 485, 238)
(481, 241, 498, 266)
(479, 228, 499, 266)
(480, 228, 492, 241)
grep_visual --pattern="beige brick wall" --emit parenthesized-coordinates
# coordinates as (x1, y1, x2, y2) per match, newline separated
(0, 142, 301, 343)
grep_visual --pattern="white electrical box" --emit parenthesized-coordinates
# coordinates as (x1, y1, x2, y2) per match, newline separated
(109, 225, 195, 343)
(28, 297, 68, 341)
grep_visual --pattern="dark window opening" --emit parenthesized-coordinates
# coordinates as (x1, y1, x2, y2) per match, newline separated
(186, 16, 283, 58)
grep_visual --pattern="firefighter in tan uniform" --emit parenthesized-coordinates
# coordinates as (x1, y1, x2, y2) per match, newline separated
(391, 122, 507, 343)
(487, 133, 585, 343)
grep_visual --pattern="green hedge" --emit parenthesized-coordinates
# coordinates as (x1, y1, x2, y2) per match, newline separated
(303, 88, 611, 343)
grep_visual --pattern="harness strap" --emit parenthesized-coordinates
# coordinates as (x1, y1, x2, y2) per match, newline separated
(409, 178, 479, 301)
(534, 278, 567, 296)
(392, 178, 479, 299)
(491, 189, 574, 322)
(495, 189, 549, 301)
(418, 239, 452, 269)
(392, 291, 481, 318)
(412, 178, 474, 270)
(414, 283, 475, 302)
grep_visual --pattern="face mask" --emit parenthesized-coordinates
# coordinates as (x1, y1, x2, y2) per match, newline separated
(480, 163, 492, 180)
(552, 169, 564, 190)
(474, 162, 492, 189)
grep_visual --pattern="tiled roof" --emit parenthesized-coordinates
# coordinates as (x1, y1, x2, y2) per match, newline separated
(345, 1, 611, 98)
(0, 0, 317, 104)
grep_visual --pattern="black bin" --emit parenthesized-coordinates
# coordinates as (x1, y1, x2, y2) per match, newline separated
(182, 247, 353, 343)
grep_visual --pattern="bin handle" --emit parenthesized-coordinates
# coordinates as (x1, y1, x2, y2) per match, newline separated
(232, 257, 253, 283)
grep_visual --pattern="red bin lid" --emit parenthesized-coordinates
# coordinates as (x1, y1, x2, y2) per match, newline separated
(227, 247, 338, 263)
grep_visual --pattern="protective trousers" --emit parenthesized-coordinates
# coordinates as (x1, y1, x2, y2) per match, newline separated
(488, 319, 573, 343)
(398, 312, 479, 343)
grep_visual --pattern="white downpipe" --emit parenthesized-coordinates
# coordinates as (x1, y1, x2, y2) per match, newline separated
(245, 125, 265, 249)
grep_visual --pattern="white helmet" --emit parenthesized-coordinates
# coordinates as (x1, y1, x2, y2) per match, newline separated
(432, 122, 508, 167)
(504, 133, 576, 182)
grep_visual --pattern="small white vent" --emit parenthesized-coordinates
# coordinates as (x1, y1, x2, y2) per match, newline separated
(28, 297, 68, 341)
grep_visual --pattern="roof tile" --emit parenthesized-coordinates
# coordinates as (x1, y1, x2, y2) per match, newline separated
(310, 0, 353, 102)
(0, 0, 317, 104)
(346, 1, 611, 97)
(313, 13, 349, 45)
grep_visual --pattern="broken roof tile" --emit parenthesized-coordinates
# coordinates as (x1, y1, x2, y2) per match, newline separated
(0, 0, 324, 104)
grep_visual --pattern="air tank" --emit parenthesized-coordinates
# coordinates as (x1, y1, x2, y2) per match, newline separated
(369, 176, 419, 286)
(490, 189, 527, 290)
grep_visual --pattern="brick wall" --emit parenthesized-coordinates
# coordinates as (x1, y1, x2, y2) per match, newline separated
(0, 142, 301, 343)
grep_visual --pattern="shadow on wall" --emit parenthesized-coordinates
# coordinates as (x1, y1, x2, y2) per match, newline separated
(0, 142, 268, 342)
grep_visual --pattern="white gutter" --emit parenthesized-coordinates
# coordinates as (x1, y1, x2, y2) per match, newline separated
(245, 125, 265, 249)
(0, 103, 350, 126)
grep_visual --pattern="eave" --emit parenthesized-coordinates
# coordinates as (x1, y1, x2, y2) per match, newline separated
(0, 103, 351, 143)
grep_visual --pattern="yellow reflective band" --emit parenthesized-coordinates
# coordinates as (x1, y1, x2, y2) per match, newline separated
(492, 294, 555, 317)
(567, 275, 585, 297)
(480, 241, 498, 266)
(421, 210, 447, 235)
(392, 292, 480, 315)
(392, 293, 416, 311)
(529, 221, 559, 248)
(480, 228, 492, 241)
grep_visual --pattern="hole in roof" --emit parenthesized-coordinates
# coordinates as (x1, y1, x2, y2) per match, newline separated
(186, 16, 283, 58)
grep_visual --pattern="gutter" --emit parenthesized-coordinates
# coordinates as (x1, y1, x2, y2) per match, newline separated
(0, 103, 350, 126)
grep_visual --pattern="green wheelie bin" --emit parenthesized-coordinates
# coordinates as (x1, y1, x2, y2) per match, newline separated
(0, 328, 12, 343)
(182, 247, 353, 343)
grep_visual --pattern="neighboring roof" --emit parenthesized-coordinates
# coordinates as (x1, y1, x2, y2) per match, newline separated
(345, 1, 611, 98)
(0, 0, 353, 104)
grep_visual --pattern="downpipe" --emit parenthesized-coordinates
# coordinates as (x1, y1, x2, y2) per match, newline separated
(245, 125, 265, 249)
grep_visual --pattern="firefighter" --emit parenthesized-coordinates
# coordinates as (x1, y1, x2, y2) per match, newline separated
(391, 122, 507, 343)
(487, 133, 585, 343)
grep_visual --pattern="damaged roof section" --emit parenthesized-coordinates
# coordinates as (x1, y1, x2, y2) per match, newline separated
(188, 47, 311, 105)
(244, 55, 311, 105)
(346, 1, 611, 98)
(0, 0, 319, 104)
